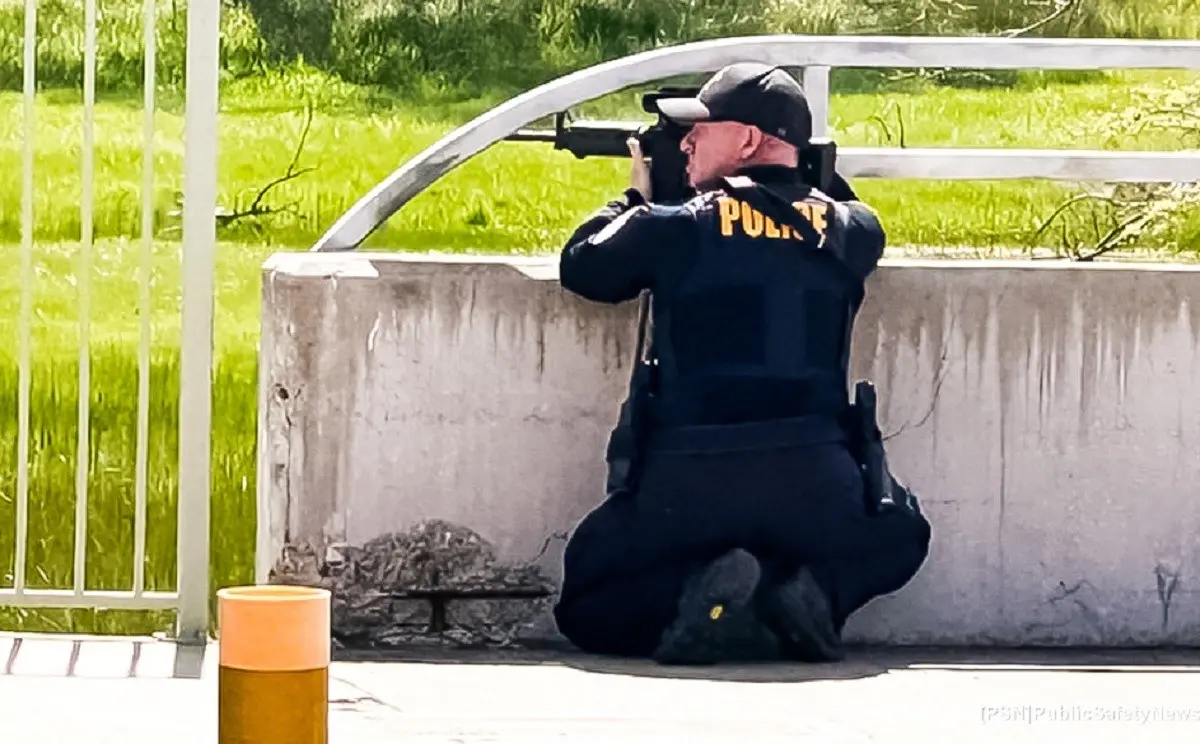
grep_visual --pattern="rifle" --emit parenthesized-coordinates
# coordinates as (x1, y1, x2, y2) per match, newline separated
(506, 87, 843, 200)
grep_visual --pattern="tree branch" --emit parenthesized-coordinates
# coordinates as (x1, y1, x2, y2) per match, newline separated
(218, 99, 317, 228)
(1076, 212, 1147, 261)
(1031, 191, 1118, 243)
(1002, 0, 1078, 37)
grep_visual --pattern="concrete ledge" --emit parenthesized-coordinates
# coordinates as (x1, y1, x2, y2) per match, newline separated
(256, 251, 1200, 649)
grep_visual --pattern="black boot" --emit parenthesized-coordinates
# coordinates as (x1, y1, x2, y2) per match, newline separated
(652, 549, 781, 665)
(757, 566, 845, 663)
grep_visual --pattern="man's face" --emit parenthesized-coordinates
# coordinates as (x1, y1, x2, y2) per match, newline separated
(680, 121, 754, 189)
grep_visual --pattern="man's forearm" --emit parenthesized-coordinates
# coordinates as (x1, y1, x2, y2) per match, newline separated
(559, 190, 654, 304)
(562, 189, 646, 246)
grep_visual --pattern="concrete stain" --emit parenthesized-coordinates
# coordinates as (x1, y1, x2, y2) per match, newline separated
(857, 266, 1200, 440)
(1157, 563, 1182, 633)
(410, 267, 636, 380)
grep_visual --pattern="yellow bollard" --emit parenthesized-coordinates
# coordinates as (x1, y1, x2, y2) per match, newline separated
(217, 585, 332, 744)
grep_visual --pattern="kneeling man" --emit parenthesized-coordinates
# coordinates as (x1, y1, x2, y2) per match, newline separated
(553, 63, 931, 664)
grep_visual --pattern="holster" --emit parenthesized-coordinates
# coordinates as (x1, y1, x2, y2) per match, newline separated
(604, 360, 653, 497)
(604, 292, 654, 498)
(848, 380, 900, 515)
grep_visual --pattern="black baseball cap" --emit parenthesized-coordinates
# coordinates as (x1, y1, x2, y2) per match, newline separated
(656, 62, 813, 148)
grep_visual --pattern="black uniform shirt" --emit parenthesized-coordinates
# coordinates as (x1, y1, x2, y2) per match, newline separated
(559, 165, 887, 425)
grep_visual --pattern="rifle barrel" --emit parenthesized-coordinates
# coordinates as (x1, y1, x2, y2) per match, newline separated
(506, 129, 556, 142)
(506, 120, 647, 158)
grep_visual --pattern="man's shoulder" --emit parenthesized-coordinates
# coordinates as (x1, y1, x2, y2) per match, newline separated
(828, 198, 886, 278)
(797, 189, 887, 278)
(834, 198, 883, 229)
(689, 179, 795, 217)
(583, 194, 698, 246)
(624, 194, 712, 221)
(803, 189, 884, 239)
(681, 188, 728, 214)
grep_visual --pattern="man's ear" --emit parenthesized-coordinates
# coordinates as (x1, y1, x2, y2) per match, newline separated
(739, 125, 764, 158)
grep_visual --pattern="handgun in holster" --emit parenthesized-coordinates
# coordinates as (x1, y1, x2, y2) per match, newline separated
(849, 380, 899, 515)
(605, 291, 655, 498)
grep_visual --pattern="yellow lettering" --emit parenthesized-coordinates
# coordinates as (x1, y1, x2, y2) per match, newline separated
(784, 200, 830, 246)
(809, 202, 828, 243)
(764, 215, 781, 238)
(717, 196, 830, 244)
(719, 197, 740, 236)
(741, 202, 763, 238)
(790, 202, 809, 240)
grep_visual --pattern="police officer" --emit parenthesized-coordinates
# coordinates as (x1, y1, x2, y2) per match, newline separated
(552, 63, 931, 665)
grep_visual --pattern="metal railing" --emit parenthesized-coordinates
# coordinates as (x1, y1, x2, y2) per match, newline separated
(794, 37, 1200, 182)
(0, 0, 220, 644)
(314, 35, 1200, 252)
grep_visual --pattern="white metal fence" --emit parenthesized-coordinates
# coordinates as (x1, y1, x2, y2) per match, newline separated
(0, 0, 219, 644)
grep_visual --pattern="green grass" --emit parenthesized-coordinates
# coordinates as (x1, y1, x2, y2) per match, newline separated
(4, 67, 1199, 253)
(2, 65, 1200, 635)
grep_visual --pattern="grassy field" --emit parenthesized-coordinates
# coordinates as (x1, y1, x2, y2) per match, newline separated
(1, 65, 1199, 634)
(6, 67, 1200, 251)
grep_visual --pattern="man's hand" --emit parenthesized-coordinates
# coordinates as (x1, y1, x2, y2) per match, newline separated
(627, 137, 651, 201)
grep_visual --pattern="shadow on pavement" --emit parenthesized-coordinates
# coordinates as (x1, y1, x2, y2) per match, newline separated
(7, 630, 1200, 685)
(332, 643, 1200, 683)
(0, 633, 208, 680)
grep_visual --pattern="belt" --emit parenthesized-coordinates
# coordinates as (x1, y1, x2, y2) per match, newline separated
(646, 414, 848, 454)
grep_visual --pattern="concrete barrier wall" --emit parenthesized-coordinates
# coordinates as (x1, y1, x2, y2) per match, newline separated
(256, 252, 1200, 649)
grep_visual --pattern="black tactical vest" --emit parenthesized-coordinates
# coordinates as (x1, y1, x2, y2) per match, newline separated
(648, 182, 866, 427)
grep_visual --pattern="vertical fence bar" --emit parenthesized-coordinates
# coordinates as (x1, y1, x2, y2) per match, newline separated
(14, 0, 36, 597)
(74, 0, 97, 595)
(176, 0, 221, 643)
(803, 66, 831, 138)
(133, 0, 158, 599)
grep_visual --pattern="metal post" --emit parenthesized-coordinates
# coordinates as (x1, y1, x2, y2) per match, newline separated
(133, 0, 159, 599)
(14, 0, 36, 598)
(75, 0, 97, 599)
(803, 66, 831, 137)
(176, 0, 221, 645)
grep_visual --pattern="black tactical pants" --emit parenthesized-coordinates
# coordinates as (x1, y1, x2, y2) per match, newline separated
(553, 441, 931, 658)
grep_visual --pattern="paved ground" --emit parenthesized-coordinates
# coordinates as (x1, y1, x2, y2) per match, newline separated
(4, 633, 1200, 742)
